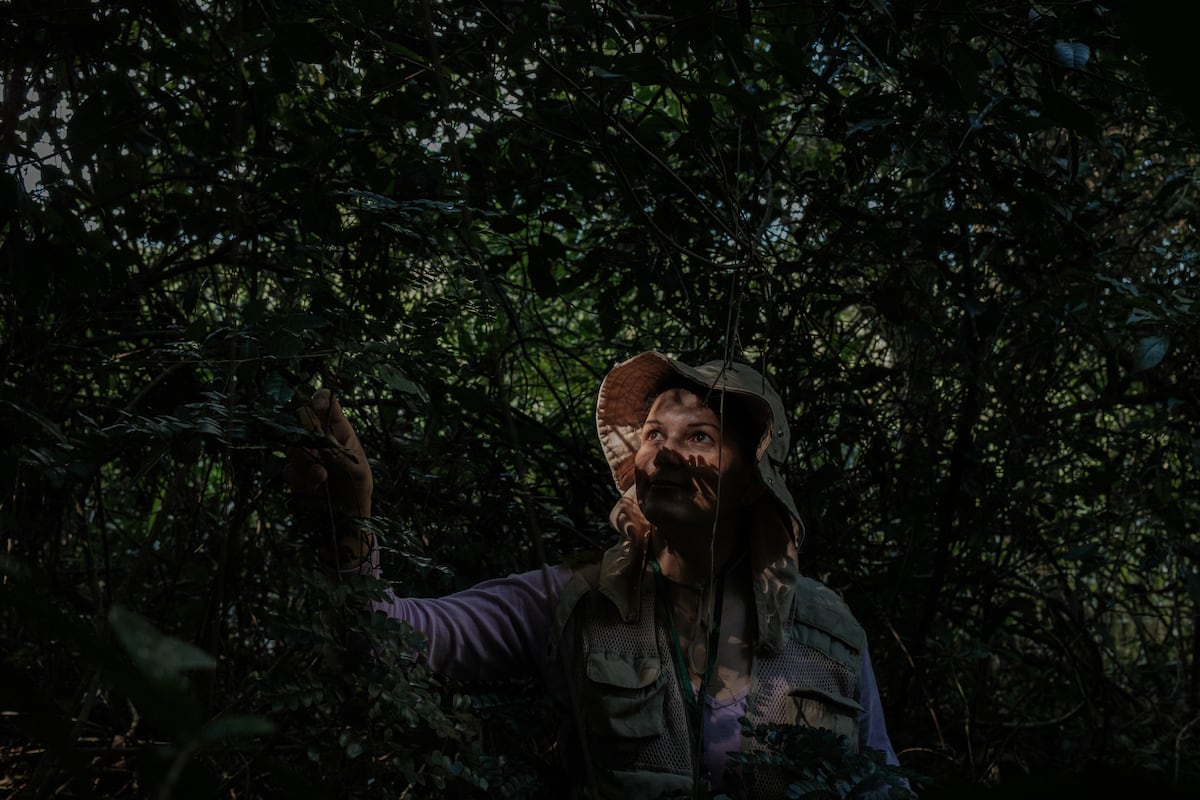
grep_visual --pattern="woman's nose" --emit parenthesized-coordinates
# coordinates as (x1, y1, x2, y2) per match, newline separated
(654, 444, 684, 467)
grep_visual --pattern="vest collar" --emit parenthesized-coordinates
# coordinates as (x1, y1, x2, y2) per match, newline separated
(601, 488, 799, 654)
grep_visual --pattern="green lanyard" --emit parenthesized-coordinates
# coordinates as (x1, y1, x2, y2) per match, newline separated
(650, 559, 727, 743)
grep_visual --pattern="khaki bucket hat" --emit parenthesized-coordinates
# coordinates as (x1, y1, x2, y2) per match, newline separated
(595, 351, 800, 535)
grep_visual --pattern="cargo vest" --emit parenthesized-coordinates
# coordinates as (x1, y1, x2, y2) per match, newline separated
(553, 537, 866, 800)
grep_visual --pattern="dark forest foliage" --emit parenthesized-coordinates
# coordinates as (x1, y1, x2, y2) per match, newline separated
(2, 1, 1198, 798)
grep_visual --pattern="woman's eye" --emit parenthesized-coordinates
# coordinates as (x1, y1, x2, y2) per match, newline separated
(691, 432, 714, 444)
(645, 429, 664, 441)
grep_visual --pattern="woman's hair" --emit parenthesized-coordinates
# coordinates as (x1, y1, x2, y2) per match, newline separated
(639, 377, 761, 462)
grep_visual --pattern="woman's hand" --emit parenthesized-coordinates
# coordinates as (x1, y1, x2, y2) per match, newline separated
(284, 389, 374, 567)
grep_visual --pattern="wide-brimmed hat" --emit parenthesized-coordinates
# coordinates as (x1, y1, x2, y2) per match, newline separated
(595, 351, 800, 534)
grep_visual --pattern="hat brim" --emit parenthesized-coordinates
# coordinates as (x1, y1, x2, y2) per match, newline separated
(595, 351, 777, 495)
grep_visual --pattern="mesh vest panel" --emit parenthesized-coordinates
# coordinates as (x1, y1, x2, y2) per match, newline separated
(742, 639, 861, 796)
(575, 572, 696, 780)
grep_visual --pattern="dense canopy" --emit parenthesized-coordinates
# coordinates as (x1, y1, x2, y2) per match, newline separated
(2, 1, 1198, 797)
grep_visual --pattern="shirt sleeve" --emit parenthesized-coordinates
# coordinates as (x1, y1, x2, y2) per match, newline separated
(370, 564, 573, 688)
(858, 642, 902, 767)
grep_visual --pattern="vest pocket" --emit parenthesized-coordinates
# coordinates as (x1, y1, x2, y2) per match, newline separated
(785, 687, 863, 747)
(582, 651, 666, 739)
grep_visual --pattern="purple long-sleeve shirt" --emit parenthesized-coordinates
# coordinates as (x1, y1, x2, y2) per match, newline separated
(367, 564, 902, 790)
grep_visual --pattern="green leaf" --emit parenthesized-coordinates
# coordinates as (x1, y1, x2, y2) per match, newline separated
(1053, 41, 1092, 70)
(198, 714, 277, 745)
(108, 605, 216, 680)
(1187, 574, 1200, 605)
(265, 330, 303, 358)
(1131, 335, 1169, 371)
(378, 363, 429, 401)
(1064, 542, 1101, 561)
(589, 65, 623, 79)
(847, 117, 895, 136)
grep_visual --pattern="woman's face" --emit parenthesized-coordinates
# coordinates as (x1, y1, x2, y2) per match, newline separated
(633, 388, 757, 534)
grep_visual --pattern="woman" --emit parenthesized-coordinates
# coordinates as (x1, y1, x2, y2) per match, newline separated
(286, 352, 905, 798)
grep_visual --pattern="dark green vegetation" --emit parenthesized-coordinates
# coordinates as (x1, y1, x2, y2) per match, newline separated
(2, 0, 1198, 797)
